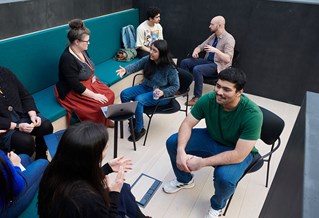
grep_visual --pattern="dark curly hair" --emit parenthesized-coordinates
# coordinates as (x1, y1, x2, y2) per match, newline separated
(146, 6, 161, 20)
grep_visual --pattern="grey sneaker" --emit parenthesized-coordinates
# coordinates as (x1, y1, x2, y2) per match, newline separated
(162, 178, 195, 194)
(205, 207, 222, 218)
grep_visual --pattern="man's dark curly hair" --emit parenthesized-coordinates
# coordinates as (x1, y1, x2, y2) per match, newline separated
(146, 6, 161, 20)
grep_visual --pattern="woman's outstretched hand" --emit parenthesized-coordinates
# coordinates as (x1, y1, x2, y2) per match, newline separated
(109, 156, 133, 172)
(116, 66, 126, 78)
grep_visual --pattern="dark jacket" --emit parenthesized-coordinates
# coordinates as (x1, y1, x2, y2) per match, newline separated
(56, 48, 90, 100)
(0, 67, 38, 130)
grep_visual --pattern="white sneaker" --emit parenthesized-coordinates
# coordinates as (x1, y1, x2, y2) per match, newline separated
(205, 207, 222, 218)
(162, 178, 195, 194)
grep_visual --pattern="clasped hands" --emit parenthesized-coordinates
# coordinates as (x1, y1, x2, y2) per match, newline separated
(176, 151, 205, 173)
(18, 115, 41, 133)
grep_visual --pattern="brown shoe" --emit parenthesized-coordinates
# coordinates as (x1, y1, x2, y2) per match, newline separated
(185, 97, 199, 106)
(106, 119, 115, 128)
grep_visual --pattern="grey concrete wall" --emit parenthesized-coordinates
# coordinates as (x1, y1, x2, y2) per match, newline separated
(0, 0, 133, 39)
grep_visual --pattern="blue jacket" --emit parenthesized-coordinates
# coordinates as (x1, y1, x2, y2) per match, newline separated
(122, 25, 136, 49)
(0, 150, 26, 208)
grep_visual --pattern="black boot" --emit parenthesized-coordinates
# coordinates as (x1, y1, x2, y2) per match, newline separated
(128, 128, 146, 142)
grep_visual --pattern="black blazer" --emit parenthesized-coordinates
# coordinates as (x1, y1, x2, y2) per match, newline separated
(0, 67, 38, 130)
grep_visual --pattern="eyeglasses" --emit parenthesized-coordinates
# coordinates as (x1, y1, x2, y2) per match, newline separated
(80, 39, 90, 44)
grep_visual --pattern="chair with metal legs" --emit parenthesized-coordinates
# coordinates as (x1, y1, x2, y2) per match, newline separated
(132, 68, 193, 146)
(223, 106, 285, 216)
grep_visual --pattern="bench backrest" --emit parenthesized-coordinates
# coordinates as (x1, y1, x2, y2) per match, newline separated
(0, 8, 139, 94)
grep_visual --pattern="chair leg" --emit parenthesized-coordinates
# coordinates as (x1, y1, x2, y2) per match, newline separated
(120, 120, 124, 138)
(223, 194, 233, 216)
(128, 117, 136, 151)
(185, 94, 189, 116)
(266, 158, 272, 188)
(143, 115, 153, 146)
(113, 121, 118, 158)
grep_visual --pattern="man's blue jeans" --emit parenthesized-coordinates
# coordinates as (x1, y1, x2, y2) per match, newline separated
(121, 84, 171, 132)
(1, 154, 48, 218)
(166, 128, 253, 210)
(180, 58, 217, 97)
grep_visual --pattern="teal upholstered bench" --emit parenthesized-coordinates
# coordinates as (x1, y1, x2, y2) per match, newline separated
(0, 9, 139, 123)
(95, 58, 140, 86)
(18, 190, 39, 218)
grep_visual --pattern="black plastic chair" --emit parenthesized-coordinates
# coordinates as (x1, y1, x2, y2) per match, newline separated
(223, 106, 285, 216)
(132, 68, 193, 146)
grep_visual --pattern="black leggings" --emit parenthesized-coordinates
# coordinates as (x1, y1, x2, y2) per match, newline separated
(10, 119, 53, 157)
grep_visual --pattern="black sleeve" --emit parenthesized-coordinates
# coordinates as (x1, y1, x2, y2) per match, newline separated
(102, 163, 113, 175)
(59, 50, 86, 95)
(108, 191, 121, 218)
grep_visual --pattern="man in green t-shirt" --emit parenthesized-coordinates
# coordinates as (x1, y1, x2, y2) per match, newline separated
(162, 67, 263, 218)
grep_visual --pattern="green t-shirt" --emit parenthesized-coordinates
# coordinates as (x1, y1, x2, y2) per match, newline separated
(191, 92, 263, 154)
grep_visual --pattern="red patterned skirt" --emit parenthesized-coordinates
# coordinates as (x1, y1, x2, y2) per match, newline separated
(55, 75, 115, 126)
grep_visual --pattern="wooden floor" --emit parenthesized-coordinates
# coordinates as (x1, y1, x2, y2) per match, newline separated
(101, 85, 300, 218)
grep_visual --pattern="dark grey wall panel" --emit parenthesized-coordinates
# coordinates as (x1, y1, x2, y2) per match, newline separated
(0, 0, 133, 39)
(133, 0, 319, 105)
(242, 1, 319, 106)
(260, 91, 319, 218)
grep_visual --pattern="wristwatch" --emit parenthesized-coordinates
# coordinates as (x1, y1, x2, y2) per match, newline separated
(15, 123, 19, 131)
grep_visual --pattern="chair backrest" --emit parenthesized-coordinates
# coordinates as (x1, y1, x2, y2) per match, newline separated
(245, 106, 285, 173)
(177, 67, 193, 94)
(232, 49, 240, 67)
(259, 106, 285, 145)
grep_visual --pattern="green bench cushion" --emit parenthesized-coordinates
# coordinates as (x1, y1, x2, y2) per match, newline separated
(0, 27, 66, 94)
(95, 58, 139, 86)
(32, 85, 66, 122)
(18, 190, 39, 218)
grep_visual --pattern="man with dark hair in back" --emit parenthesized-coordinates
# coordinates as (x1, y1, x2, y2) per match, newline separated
(163, 67, 263, 218)
(136, 6, 163, 58)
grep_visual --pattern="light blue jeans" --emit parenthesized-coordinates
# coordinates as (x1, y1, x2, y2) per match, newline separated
(166, 128, 253, 210)
(120, 84, 171, 132)
(1, 154, 48, 218)
(180, 58, 217, 97)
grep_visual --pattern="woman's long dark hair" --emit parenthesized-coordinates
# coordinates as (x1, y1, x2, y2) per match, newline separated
(38, 121, 109, 216)
(144, 39, 176, 80)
